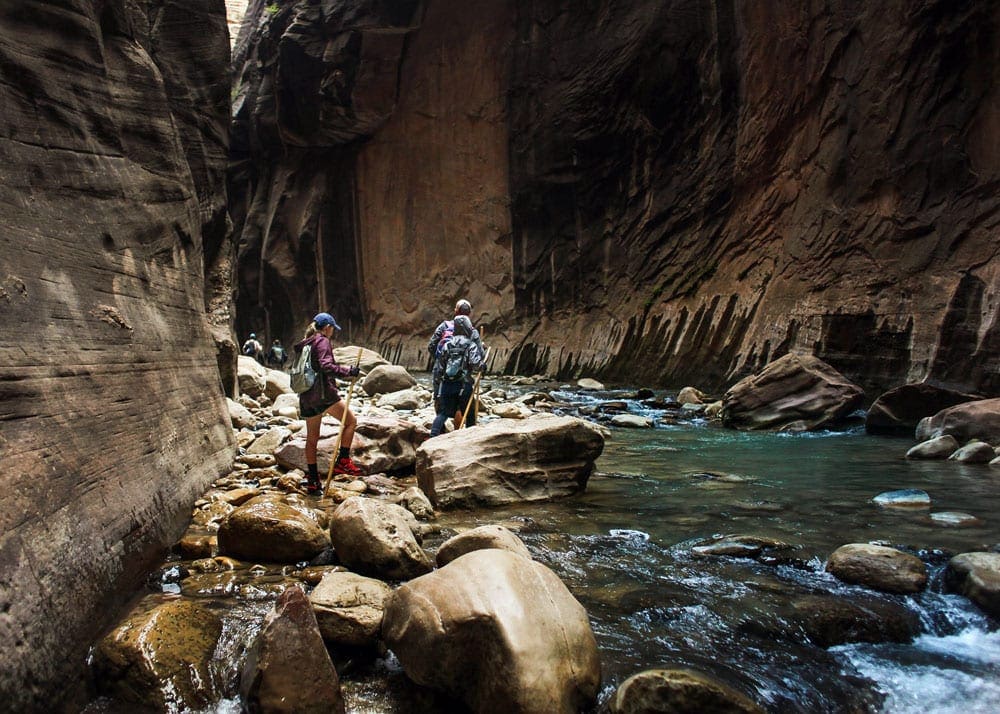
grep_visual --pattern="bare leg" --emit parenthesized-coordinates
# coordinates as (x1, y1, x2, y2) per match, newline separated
(304, 414, 322, 463)
(326, 400, 357, 448)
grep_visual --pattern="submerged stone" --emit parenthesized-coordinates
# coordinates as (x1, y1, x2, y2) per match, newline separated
(929, 511, 982, 527)
(872, 489, 931, 509)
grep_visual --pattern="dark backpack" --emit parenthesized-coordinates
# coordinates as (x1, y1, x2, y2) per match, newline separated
(440, 335, 472, 382)
(243, 340, 257, 356)
(289, 344, 317, 394)
(435, 320, 455, 358)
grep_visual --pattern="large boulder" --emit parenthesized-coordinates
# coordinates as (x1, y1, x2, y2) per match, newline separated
(915, 397, 1000, 444)
(309, 571, 393, 648)
(905, 434, 960, 459)
(865, 383, 981, 436)
(264, 368, 291, 400)
(240, 586, 345, 714)
(227, 397, 256, 429)
(90, 596, 223, 711)
(382, 550, 601, 714)
(217, 495, 330, 563)
(362, 364, 417, 396)
(826, 544, 927, 594)
(436, 525, 532, 567)
(944, 552, 1000, 618)
(275, 415, 429, 475)
(237, 355, 268, 397)
(328, 497, 433, 580)
(416, 414, 605, 508)
(610, 668, 763, 714)
(334, 346, 391, 373)
(721, 354, 864, 431)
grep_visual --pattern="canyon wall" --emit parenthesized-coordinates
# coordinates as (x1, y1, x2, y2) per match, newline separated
(233, 0, 1000, 396)
(0, 1, 234, 710)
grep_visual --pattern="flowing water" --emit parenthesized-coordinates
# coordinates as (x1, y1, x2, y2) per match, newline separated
(90, 383, 1000, 713)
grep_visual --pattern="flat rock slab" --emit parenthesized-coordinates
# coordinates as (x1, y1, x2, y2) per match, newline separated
(415, 414, 604, 508)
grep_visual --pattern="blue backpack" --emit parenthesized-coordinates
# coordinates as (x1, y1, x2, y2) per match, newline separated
(439, 335, 472, 382)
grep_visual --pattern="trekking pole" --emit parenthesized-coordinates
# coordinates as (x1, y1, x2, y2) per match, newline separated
(461, 346, 490, 428)
(324, 347, 364, 492)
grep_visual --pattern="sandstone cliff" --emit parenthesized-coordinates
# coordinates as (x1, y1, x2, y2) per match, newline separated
(232, 0, 1000, 397)
(0, 1, 233, 709)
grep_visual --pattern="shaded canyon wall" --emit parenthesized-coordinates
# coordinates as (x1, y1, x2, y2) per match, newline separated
(0, 1, 234, 709)
(232, 0, 1000, 397)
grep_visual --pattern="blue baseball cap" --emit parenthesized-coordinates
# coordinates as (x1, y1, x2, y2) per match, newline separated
(313, 312, 341, 331)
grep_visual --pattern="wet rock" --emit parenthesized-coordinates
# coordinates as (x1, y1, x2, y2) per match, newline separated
(91, 596, 223, 711)
(611, 414, 654, 428)
(733, 499, 786, 513)
(721, 354, 864, 431)
(362, 364, 417, 396)
(272, 394, 300, 419)
(704, 400, 724, 419)
(610, 668, 763, 714)
(929, 511, 982, 527)
(635, 388, 655, 399)
(677, 386, 708, 405)
(247, 426, 292, 455)
(692, 534, 791, 560)
(241, 586, 345, 714)
(916, 397, 1000, 444)
(228, 397, 256, 429)
(309, 571, 393, 648)
(238, 453, 277, 468)
(865, 383, 981, 436)
(212, 487, 260, 507)
(826, 544, 927, 594)
(436, 525, 532, 567)
(945, 552, 1000, 618)
(217, 495, 331, 564)
(329, 497, 432, 580)
(383, 550, 600, 714)
(948, 441, 995, 463)
(872, 489, 931, 509)
(416, 414, 604, 508)
(905, 434, 960, 459)
(577, 378, 604, 390)
(191, 501, 235, 529)
(680, 403, 706, 416)
(393, 486, 435, 520)
(176, 529, 216, 559)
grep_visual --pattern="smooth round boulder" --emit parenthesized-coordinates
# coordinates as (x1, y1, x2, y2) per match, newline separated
(905, 434, 959, 459)
(217, 496, 330, 564)
(362, 364, 416, 396)
(377, 388, 426, 411)
(611, 414, 654, 428)
(948, 441, 996, 463)
(915, 397, 1000, 443)
(309, 571, 392, 648)
(328, 497, 432, 580)
(383, 549, 601, 714)
(865, 383, 981, 436)
(826, 544, 927, 594)
(577, 377, 604, 390)
(237, 355, 268, 397)
(436, 525, 532, 567)
(610, 668, 763, 714)
(677, 387, 707, 405)
(945, 552, 1000, 618)
(227, 397, 256, 429)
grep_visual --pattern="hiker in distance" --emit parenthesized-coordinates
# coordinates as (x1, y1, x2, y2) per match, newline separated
(293, 312, 363, 494)
(266, 339, 286, 369)
(242, 332, 264, 362)
(430, 315, 485, 437)
(428, 298, 484, 426)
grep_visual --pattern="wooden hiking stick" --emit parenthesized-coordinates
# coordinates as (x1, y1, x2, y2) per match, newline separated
(324, 347, 364, 491)
(461, 345, 491, 428)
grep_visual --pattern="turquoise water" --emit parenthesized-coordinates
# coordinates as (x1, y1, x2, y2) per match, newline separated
(416, 387, 1000, 713)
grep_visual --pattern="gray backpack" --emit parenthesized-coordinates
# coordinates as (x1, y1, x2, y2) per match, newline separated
(290, 344, 317, 394)
(440, 335, 472, 382)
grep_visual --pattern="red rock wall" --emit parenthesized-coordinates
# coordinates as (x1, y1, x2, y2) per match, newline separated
(0, 1, 234, 709)
(233, 0, 1000, 396)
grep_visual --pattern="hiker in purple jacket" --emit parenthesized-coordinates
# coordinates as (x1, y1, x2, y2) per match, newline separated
(293, 312, 362, 494)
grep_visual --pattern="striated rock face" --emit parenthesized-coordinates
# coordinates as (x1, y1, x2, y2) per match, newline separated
(233, 0, 1000, 397)
(0, 1, 233, 709)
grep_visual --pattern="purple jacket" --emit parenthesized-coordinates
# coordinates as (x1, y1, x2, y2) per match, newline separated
(294, 333, 353, 412)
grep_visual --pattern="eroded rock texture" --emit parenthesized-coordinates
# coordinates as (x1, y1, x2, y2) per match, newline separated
(233, 0, 1000, 396)
(0, 1, 233, 709)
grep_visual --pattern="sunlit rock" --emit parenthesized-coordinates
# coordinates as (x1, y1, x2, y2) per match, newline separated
(237, 355, 268, 397)
(905, 434, 959, 459)
(241, 586, 345, 713)
(826, 544, 927, 594)
(329, 497, 432, 580)
(334, 346, 391, 373)
(362, 365, 417, 396)
(577, 378, 604, 390)
(247, 426, 292, 455)
(612, 414, 654, 428)
(436, 525, 532, 567)
(218, 495, 330, 563)
(309, 571, 392, 648)
(90, 596, 223, 711)
(416, 415, 604, 508)
(383, 550, 600, 713)
(610, 668, 763, 714)
(948, 441, 995, 463)
(929, 511, 982, 527)
(677, 386, 708, 405)
(377, 387, 427, 411)
(945, 552, 1000, 618)
(393, 486, 435, 520)
(228, 397, 256, 429)
(915, 398, 1000, 444)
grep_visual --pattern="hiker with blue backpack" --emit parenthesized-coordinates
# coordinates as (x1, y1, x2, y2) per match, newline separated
(291, 312, 363, 494)
(430, 314, 485, 437)
(428, 299, 484, 418)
